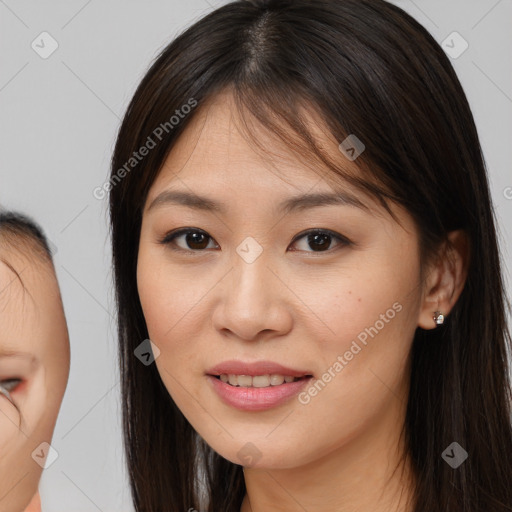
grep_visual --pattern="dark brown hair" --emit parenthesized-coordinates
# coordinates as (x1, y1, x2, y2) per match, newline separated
(0, 210, 54, 286)
(108, 0, 512, 510)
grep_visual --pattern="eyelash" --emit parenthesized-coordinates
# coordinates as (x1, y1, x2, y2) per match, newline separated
(159, 227, 352, 255)
(0, 378, 21, 390)
(0, 378, 22, 400)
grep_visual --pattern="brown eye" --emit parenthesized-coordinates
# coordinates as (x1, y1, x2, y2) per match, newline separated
(289, 229, 351, 253)
(160, 228, 217, 252)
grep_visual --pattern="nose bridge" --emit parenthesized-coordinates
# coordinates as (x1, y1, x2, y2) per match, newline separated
(212, 236, 290, 340)
(229, 237, 272, 311)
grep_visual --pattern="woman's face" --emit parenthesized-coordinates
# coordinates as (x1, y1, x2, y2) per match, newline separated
(0, 248, 70, 511)
(137, 92, 428, 469)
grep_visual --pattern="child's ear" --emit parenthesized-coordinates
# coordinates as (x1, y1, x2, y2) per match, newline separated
(417, 230, 470, 329)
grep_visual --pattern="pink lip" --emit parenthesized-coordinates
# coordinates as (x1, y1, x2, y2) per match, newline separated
(207, 374, 313, 411)
(205, 360, 314, 412)
(206, 360, 313, 378)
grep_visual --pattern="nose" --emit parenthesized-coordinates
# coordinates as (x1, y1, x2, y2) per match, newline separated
(211, 252, 293, 342)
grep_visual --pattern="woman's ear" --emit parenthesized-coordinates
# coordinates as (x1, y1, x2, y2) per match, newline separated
(417, 229, 470, 330)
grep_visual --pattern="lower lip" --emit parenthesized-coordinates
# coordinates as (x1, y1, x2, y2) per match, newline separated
(207, 375, 313, 411)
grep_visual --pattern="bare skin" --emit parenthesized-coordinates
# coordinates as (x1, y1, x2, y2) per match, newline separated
(0, 246, 70, 512)
(23, 491, 41, 512)
(137, 91, 469, 512)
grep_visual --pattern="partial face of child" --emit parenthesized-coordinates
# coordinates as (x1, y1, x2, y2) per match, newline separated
(0, 245, 70, 512)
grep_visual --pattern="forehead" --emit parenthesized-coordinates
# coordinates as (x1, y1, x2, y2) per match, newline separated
(150, 91, 374, 209)
(0, 249, 59, 316)
(0, 251, 68, 367)
(178, 93, 335, 165)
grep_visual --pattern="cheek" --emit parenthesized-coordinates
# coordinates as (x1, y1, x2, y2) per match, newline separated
(21, 328, 69, 435)
(302, 248, 419, 354)
(138, 244, 175, 339)
(137, 234, 235, 349)
(296, 251, 420, 423)
(0, 399, 21, 449)
(137, 254, 208, 343)
(136, 248, 209, 403)
(0, 402, 43, 510)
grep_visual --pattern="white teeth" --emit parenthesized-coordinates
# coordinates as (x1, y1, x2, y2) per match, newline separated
(270, 374, 285, 386)
(236, 375, 252, 387)
(252, 375, 270, 387)
(218, 373, 303, 387)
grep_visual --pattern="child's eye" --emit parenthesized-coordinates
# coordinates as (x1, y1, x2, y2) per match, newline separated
(0, 378, 22, 401)
(159, 228, 351, 254)
(0, 378, 22, 392)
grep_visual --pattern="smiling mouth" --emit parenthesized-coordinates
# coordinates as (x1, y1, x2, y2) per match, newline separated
(213, 374, 313, 388)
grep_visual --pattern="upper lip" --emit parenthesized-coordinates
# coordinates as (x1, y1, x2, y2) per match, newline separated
(206, 360, 313, 378)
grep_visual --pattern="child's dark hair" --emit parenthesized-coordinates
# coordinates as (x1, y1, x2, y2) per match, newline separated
(0, 210, 55, 280)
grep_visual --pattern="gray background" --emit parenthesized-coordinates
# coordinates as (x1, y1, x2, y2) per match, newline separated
(0, 1, 510, 510)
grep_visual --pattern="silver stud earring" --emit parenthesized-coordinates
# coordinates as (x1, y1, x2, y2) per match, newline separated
(433, 310, 444, 325)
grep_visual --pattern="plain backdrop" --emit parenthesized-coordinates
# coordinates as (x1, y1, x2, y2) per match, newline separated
(0, 1, 511, 510)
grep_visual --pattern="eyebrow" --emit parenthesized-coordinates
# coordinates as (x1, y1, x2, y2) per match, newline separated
(147, 189, 369, 215)
(0, 349, 35, 360)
